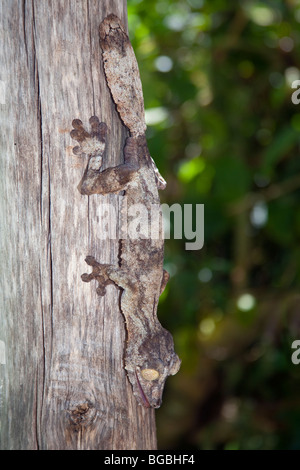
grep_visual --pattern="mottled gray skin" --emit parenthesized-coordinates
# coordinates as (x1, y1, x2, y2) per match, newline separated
(70, 15, 181, 408)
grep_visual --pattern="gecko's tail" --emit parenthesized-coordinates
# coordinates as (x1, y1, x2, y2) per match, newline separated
(100, 14, 147, 138)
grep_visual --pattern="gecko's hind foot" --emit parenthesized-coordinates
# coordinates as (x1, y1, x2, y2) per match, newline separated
(70, 116, 107, 165)
(81, 256, 115, 296)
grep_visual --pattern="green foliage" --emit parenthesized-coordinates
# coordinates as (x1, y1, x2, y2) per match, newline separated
(128, 0, 300, 450)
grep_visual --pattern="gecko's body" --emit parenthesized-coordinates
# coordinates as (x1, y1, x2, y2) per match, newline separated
(70, 15, 180, 408)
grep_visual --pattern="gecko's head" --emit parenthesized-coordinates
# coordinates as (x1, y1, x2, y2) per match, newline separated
(125, 329, 181, 409)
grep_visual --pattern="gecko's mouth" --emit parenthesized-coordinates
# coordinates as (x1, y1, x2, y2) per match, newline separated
(135, 370, 151, 408)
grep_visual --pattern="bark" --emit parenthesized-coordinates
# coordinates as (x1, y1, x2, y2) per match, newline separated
(0, 0, 156, 450)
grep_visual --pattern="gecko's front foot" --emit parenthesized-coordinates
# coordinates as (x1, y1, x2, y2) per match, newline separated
(70, 116, 108, 194)
(81, 256, 115, 296)
(70, 116, 107, 164)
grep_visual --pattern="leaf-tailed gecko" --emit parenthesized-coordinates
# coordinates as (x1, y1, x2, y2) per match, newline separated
(70, 14, 181, 408)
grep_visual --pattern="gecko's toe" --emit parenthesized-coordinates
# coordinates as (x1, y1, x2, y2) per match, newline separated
(72, 119, 83, 128)
(81, 273, 94, 283)
(89, 116, 107, 143)
(70, 119, 90, 142)
(89, 115, 100, 127)
(72, 145, 82, 155)
(96, 285, 107, 296)
(85, 255, 99, 267)
(70, 128, 80, 139)
(99, 122, 108, 141)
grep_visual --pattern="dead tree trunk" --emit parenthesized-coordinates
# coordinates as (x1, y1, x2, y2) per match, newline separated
(0, 0, 157, 450)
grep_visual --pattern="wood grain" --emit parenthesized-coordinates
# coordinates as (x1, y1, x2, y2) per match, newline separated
(0, 0, 157, 450)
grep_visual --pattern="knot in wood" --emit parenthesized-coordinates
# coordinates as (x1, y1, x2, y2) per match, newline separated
(67, 401, 96, 427)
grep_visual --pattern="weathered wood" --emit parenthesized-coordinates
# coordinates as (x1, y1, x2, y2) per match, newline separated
(0, 0, 157, 450)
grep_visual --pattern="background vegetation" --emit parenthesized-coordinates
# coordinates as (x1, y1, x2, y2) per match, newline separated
(128, 0, 300, 450)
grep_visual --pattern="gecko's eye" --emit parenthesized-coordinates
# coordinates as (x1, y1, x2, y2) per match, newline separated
(141, 369, 160, 381)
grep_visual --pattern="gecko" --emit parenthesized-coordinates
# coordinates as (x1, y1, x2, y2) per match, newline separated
(70, 14, 181, 409)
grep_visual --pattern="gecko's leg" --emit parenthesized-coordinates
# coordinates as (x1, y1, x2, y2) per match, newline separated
(83, 255, 168, 300)
(81, 256, 138, 296)
(70, 116, 140, 196)
(81, 256, 116, 296)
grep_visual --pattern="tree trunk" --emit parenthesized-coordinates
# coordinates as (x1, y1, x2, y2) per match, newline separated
(0, 0, 157, 450)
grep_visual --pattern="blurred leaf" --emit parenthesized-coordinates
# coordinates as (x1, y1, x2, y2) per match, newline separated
(261, 126, 299, 176)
